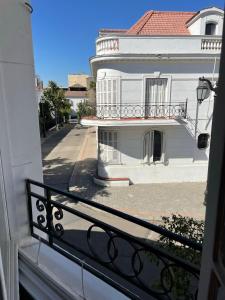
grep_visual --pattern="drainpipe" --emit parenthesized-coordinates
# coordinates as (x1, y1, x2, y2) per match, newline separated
(195, 101, 200, 138)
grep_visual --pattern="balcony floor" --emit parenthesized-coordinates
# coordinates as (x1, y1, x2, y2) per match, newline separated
(81, 116, 186, 127)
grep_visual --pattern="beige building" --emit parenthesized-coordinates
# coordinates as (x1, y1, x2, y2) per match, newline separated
(68, 73, 89, 88)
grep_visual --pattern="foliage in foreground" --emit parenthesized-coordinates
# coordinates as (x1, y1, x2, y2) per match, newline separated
(148, 214, 204, 299)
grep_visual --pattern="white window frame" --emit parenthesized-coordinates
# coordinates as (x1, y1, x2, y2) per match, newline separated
(96, 78, 120, 106)
(205, 21, 218, 35)
(143, 129, 166, 165)
(98, 129, 120, 165)
(143, 74, 172, 106)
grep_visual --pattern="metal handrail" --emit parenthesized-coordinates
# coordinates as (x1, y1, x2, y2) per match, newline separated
(26, 178, 201, 299)
(82, 101, 188, 119)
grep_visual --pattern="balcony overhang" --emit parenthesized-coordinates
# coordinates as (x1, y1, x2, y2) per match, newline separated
(81, 117, 187, 127)
(90, 52, 220, 77)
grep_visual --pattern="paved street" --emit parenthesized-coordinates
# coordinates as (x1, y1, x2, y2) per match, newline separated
(42, 124, 88, 190)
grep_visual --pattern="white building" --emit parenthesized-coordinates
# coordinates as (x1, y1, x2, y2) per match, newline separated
(65, 89, 87, 117)
(82, 7, 223, 185)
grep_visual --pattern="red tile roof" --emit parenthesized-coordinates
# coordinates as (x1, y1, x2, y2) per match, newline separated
(119, 11, 197, 36)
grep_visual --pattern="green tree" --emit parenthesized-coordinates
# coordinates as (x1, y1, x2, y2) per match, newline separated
(77, 100, 94, 123)
(41, 81, 71, 130)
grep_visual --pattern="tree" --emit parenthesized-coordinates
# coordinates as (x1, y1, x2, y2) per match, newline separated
(41, 81, 71, 130)
(77, 100, 94, 123)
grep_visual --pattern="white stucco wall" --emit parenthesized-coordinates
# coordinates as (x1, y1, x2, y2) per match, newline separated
(0, 1, 43, 298)
(36, 90, 43, 104)
(97, 125, 209, 183)
(188, 8, 224, 35)
(95, 58, 218, 183)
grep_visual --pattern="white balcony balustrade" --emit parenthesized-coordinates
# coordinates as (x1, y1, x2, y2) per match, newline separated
(201, 38, 222, 50)
(96, 38, 119, 55)
(95, 36, 222, 56)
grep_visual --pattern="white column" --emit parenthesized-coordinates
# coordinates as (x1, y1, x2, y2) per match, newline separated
(0, 1, 43, 299)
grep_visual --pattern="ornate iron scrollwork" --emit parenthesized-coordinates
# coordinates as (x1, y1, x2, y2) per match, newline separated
(27, 179, 200, 300)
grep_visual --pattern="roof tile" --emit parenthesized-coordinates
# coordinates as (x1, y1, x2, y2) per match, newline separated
(126, 11, 196, 35)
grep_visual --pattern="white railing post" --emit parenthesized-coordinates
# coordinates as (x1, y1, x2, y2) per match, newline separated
(201, 38, 222, 51)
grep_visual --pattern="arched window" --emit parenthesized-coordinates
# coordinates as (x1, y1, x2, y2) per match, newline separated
(144, 130, 163, 163)
(205, 22, 217, 35)
(198, 133, 210, 149)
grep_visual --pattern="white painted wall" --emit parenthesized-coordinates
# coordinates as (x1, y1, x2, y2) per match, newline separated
(98, 125, 209, 183)
(36, 90, 43, 104)
(188, 8, 224, 35)
(0, 1, 43, 299)
(94, 57, 219, 183)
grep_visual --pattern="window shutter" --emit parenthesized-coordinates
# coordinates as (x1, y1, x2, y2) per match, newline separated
(108, 80, 112, 105)
(112, 80, 117, 105)
(98, 130, 119, 164)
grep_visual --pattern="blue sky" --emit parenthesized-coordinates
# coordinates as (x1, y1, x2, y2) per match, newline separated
(31, 0, 224, 87)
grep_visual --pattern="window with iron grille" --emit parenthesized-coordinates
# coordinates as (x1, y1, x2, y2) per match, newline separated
(99, 130, 119, 164)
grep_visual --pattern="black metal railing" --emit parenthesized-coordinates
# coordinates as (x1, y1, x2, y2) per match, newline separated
(82, 102, 187, 120)
(26, 179, 201, 300)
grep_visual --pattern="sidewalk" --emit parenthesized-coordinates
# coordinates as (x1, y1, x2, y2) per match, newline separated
(42, 124, 89, 190)
(69, 127, 206, 221)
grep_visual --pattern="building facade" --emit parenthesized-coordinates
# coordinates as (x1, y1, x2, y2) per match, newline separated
(81, 7, 223, 185)
(64, 74, 96, 118)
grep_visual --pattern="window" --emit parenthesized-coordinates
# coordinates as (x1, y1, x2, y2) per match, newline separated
(97, 79, 118, 105)
(99, 130, 119, 164)
(205, 23, 217, 35)
(198, 133, 210, 149)
(145, 78, 168, 105)
(144, 130, 164, 163)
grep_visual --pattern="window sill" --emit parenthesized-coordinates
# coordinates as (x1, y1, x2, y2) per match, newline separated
(19, 237, 129, 300)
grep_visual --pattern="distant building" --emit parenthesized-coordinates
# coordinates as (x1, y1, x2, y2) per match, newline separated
(68, 74, 89, 89)
(65, 74, 95, 118)
(64, 89, 87, 117)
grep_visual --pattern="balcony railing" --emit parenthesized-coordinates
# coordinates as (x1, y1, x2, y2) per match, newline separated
(95, 36, 222, 56)
(96, 38, 119, 55)
(201, 38, 222, 50)
(82, 102, 187, 120)
(26, 179, 202, 300)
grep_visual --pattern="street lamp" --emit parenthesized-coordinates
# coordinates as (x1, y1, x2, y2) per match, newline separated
(196, 77, 217, 103)
(195, 77, 217, 137)
(196, 83, 210, 104)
